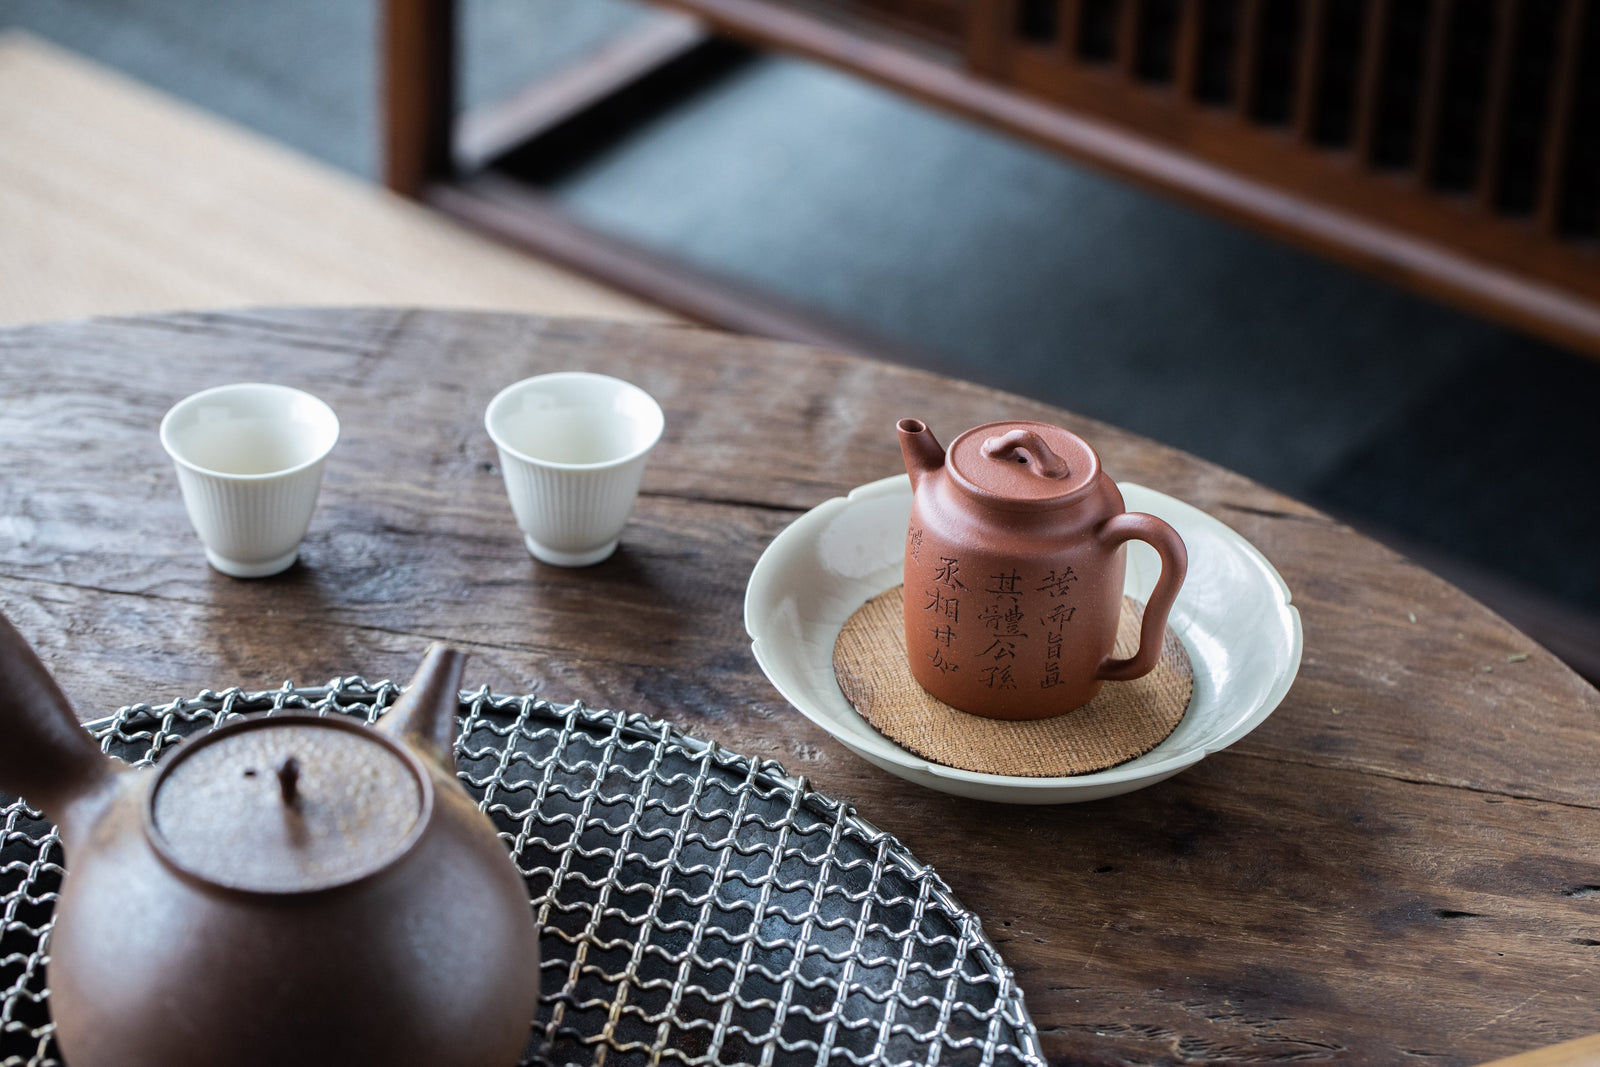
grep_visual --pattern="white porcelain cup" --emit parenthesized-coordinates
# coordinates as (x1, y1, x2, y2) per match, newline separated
(485, 372, 664, 567)
(159, 383, 340, 578)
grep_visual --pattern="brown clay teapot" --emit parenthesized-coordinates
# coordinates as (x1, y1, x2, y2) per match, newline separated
(898, 418, 1188, 720)
(0, 614, 540, 1067)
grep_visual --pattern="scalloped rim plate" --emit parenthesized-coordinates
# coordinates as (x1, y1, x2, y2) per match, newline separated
(744, 475, 1302, 804)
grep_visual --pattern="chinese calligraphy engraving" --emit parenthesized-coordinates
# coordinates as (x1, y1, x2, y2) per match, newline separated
(934, 556, 967, 590)
(922, 554, 965, 673)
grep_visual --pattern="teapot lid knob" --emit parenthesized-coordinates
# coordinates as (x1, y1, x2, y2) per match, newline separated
(947, 420, 1099, 506)
(276, 756, 301, 806)
(979, 429, 1071, 479)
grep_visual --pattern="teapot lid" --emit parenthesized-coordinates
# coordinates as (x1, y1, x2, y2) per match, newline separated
(946, 420, 1099, 507)
(147, 714, 429, 895)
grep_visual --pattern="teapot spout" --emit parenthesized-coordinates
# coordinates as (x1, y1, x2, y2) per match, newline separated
(0, 611, 118, 843)
(380, 643, 468, 773)
(897, 419, 945, 491)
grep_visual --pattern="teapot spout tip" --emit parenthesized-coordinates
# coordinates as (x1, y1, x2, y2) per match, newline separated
(380, 643, 469, 763)
(421, 640, 464, 665)
(897, 418, 945, 487)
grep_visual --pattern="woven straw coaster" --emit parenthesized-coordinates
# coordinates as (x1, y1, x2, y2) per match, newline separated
(833, 587, 1194, 777)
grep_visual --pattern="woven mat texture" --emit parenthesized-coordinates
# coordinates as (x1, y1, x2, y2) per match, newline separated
(834, 587, 1192, 777)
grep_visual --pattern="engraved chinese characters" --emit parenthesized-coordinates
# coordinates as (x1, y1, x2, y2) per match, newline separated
(909, 553, 1083, 701)
(898, 419, 1187, 721)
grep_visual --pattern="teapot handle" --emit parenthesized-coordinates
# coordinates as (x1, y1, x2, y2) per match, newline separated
(1094, 513, 1188, 682)
(0, 611, 117, 829)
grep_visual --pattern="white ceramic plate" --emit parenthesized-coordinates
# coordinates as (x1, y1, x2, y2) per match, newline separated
(744, 475, 1302, 804)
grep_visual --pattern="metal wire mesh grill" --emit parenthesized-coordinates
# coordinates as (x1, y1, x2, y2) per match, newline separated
(1, 679, 1043, 1067)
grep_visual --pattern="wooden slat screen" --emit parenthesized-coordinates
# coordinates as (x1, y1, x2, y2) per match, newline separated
(971, 0, 1598, 242)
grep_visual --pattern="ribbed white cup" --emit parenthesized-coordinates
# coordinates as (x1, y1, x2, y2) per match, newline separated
(485, 373, 664, 567)
(159, 384, 339, 578)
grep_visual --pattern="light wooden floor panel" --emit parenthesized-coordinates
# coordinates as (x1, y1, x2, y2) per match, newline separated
(0, 31, 674, 329)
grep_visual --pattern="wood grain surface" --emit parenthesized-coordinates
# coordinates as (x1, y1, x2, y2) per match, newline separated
(2, 308, 1597, 1065)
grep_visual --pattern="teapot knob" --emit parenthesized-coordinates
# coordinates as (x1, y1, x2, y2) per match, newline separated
(980, 429, 1071, 479)
(276, 757, 301, 806)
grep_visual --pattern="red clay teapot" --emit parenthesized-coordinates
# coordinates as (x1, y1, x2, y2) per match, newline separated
(0, 614, 540, 1067)
(898, 417, 1188, 720)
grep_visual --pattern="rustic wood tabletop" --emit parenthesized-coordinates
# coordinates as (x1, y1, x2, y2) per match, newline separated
(2, 308, 1597, 1065)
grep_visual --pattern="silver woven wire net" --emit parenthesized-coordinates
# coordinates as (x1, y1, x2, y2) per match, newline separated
(1, 679, 1043, 1067)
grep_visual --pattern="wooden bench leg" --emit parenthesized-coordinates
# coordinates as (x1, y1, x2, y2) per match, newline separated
(381, 0, 456, 195)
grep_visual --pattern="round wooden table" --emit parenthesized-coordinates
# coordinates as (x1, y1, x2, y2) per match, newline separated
(2, 308, 1597, 1065)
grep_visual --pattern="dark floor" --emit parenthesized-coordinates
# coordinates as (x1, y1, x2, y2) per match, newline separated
(4, 0, 1597, 669)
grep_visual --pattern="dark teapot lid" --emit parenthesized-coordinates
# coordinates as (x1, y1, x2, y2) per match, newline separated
(946, 420, 1100, 507)
(147, 714, 430, 895)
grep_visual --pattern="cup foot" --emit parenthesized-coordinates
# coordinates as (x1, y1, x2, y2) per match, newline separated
(524, 536, 617, 568)
(205, 547, 299, 578)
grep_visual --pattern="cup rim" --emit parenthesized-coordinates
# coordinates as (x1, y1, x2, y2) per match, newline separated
(485, 371, 664, 471)
(159, 382, 340, 481)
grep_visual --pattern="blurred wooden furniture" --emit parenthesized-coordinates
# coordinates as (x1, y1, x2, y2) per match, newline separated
(3, 307, 1599, 1064)
(383, 0, 1600, 360)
